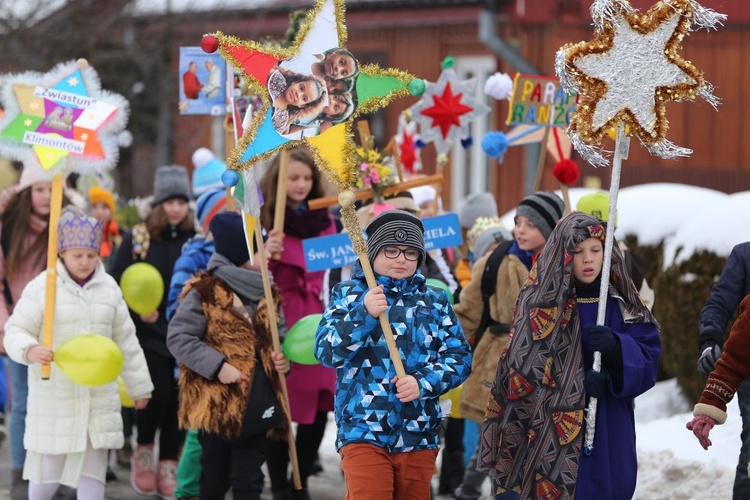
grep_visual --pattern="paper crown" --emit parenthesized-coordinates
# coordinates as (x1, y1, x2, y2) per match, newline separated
(58, 209, 102, 253)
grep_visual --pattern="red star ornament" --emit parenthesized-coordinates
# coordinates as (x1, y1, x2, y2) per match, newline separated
(421, 83, 473, 139)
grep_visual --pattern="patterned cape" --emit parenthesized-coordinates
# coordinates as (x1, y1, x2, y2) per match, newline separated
(477, 212, 657, 498)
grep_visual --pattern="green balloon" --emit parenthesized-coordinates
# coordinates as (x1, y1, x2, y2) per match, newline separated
(425, 278, 454, 305)
(283, 314, 322, 365)
(120, 263, 164, 315)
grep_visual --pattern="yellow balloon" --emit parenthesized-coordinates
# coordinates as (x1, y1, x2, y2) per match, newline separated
(440, 384, 463, 419)
(117, 377, 135, 408)
(55, 335, 123, 387)
(120, 262, 164, 315)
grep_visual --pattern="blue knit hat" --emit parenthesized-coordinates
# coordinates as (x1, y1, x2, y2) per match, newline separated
(192, 148, 226, 197)
(195, 188, 228, 232)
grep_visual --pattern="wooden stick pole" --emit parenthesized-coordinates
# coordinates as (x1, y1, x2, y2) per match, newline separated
(386, 138, 405, 183)
(249, 214, 302, 490)
(41, 173, 64, 379)
(433, 155, 448, 217)
(533, 127, 552, 192)
(338, 191, 406, 378)
(560, 183, 571, 214)
(271, 151, 290, 260)
(308, 174, 444, 211)
(356, 120, 372, 148)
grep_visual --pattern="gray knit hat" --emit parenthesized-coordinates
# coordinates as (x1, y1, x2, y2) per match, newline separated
(152, 165, 192, 206)
(365, 209, 426, 269)
(458, 192, 498, 229)
(473, 225, 511, 260)
(514, 191, 565, 240)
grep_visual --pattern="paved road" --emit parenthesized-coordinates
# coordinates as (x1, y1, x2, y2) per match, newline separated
(0, 419, 480, 499)
(0, 423, 348, 499)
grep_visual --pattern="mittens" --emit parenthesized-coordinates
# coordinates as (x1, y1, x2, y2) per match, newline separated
(584, 370, 610, 399)
(584, 324, 619, 356)
(697, 343, 722, 377)
(686, 414, 716, 450)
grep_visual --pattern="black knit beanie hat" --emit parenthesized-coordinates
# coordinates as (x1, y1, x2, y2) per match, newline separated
(514, 191, 565, 240)
(209, 212, 251, 266)
(365, 209, 426, 269)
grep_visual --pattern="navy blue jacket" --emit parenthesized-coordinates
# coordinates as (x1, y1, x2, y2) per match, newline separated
(699, 242, 750, 350)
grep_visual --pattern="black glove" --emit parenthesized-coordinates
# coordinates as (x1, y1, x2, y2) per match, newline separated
(585, 370, 610, 399)
(697, 343, 722, 377)
(584, 324, 620, 357)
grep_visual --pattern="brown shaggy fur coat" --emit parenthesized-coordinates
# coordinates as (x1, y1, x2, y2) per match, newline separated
(453, 253, 529, 422)
(177, 275, 287, 440)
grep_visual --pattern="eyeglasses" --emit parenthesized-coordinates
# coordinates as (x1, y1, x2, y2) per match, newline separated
(382, 246, 420, 261)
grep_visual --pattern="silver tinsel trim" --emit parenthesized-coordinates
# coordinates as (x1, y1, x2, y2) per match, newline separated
(571, 133, 610, 168)
(682, 0, 727, 31)
(698, 81, 721, 110)
(555, 49, 579, 95)
(590, 0, 633, 30)
(647, 139, 693, 159)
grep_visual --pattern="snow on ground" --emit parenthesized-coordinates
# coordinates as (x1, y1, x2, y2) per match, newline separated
(634, 378, 737, 499)
(303, 379, 740, 499)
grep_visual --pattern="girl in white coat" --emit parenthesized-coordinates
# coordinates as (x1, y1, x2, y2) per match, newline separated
(3, 208, 154, 500)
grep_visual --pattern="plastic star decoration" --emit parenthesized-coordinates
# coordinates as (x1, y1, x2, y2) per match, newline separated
(556, 0, 725, 166)
(408, 59, 490, 156)
(395, 111, 421, 173)
(203, 0, 424, 194)
(0, 59, 130, 175)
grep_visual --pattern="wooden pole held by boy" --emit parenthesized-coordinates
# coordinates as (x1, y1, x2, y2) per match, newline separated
(337, 190, 406, 379)
(249, 215, 302, 490)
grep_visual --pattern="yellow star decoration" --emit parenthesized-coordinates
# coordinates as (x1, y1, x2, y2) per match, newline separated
(80, 133, 88, 140)
(67, 77, 79, 87)
(29, 102, 39, 111)
(208, 0, 423, 193)
(556, 0, 723, 165)
(23, 119, 32, 127)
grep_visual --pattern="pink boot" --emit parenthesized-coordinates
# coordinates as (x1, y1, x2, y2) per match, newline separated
(131, 444, 157, 495)
(157, 460, 178, 499)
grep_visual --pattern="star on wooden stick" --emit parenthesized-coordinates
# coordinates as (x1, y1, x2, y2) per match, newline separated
(556, 0, 725, 166)
(0, 59, 130, 175)
(204, 0, 424, 193)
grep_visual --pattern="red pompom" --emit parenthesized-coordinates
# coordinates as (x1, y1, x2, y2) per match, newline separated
(201, 35, 219, 54)
(552, 158, 579, 186)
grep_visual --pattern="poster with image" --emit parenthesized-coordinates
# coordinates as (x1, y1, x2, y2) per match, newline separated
(179, 46, 227, 116)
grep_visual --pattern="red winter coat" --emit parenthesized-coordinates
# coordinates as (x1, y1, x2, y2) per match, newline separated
(269, 222, 337, 424)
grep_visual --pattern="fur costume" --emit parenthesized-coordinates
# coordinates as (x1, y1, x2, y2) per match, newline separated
(177, 274, 287, 441)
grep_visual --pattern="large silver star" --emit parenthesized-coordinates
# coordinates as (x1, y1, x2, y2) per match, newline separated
(574, 11, 696, 135)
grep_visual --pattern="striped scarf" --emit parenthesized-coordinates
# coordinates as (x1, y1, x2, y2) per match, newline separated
(477, 212, 656, 498)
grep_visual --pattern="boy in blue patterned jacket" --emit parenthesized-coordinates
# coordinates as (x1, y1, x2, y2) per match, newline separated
(315, 209, 471, 499)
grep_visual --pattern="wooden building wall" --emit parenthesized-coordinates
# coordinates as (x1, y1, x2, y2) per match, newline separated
(168, 3, 750, 214)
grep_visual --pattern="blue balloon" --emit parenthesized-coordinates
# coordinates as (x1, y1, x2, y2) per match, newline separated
(221, 169, 239, 187)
